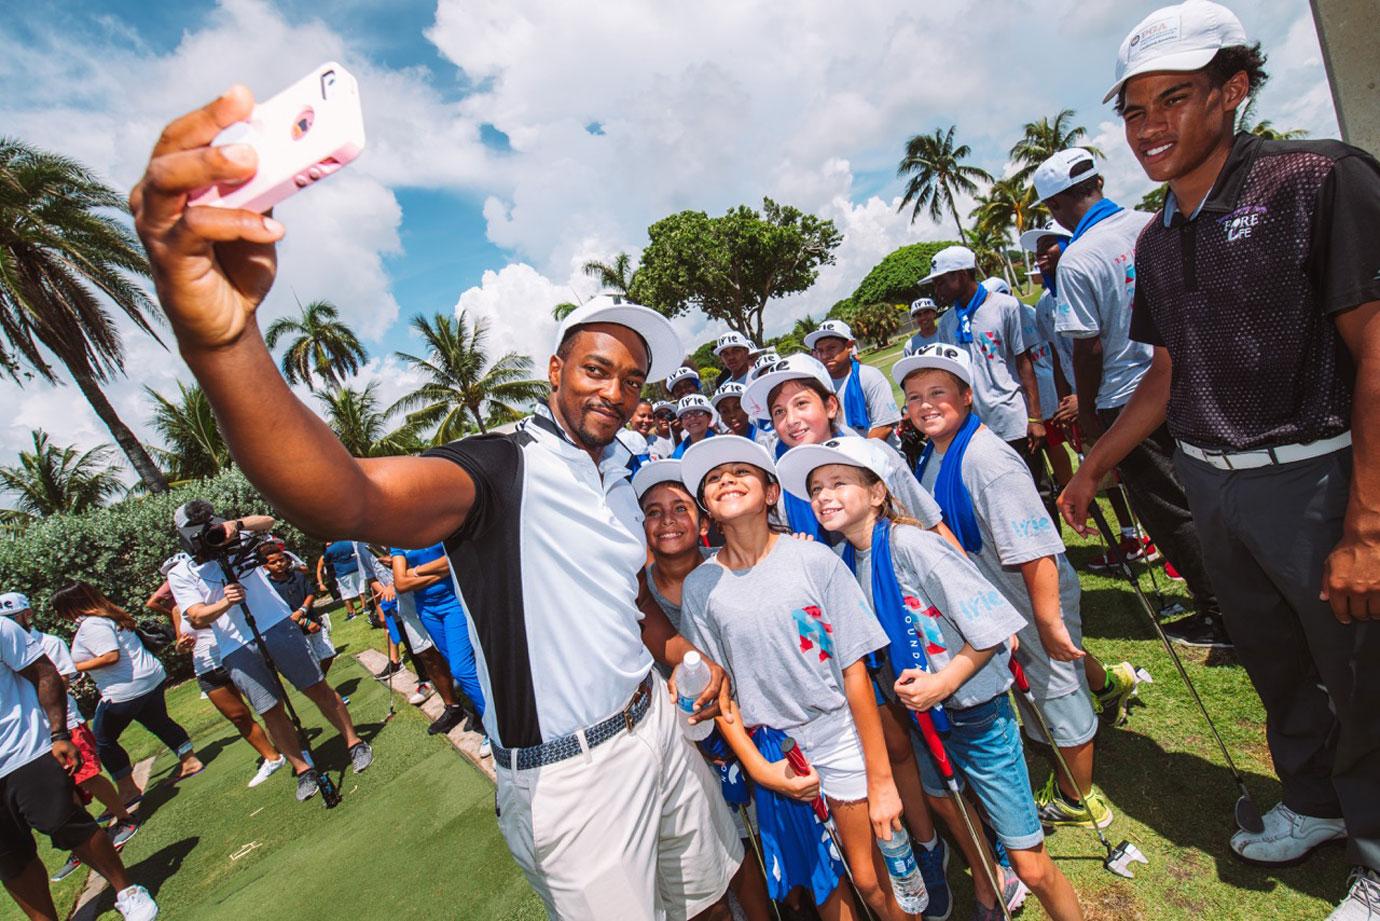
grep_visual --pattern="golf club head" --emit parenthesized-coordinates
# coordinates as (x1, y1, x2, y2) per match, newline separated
(1235, 793, 1265, 835)
(1104, 840, 1148, 879)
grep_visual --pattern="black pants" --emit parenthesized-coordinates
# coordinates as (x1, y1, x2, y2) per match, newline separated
(1096, 407, 1219, 616)
(92, 682, 192, 780)
(1176, 447, 1379, 871)
(0, 754, 99, 881)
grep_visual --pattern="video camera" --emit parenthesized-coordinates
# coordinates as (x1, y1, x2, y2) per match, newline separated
(174, 500, 277, 573)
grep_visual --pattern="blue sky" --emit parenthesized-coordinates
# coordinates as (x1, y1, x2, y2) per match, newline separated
(0, 0, 1339, 473)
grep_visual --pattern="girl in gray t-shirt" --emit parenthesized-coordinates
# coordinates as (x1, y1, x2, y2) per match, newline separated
(676, 435, 908, 920)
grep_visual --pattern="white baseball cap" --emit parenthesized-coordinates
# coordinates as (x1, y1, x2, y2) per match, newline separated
(710, 381, 746, 409)
(652, 400, 676, 416)
(980, 276, 1012, 296)
(679, 434, 778, 497)
(665, 365, 701, 390)
(919, 245, 977, 284)
(749, 350, 781, 379)
(160, 552, 191, 577)
(1033, 148, 1100, 201)
(713, 332, 756, 356)
(741, 353, 833, 419)
(1105, 0, 1249, 104)
(1019, 223, 1072, 252)
(803, 320, 854, 351)
(554, 294, 684, 382)
(0, 592, 31, 617)
(891, 342, 974, 389)
(909, 297, 939, 316)
(675, 393, 719, 425)
(775, 435, 891, 501)
(632, 459, 687, 501)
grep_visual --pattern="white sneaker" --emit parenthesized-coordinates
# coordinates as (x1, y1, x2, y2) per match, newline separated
(408, 683, 433, 706)
(478, 737, 492, 758)
(1326, 867, 1380, 920)
(1230, 802, 1346, 866)
(115, 884, 158, 921)
(248, 756, 287, 789)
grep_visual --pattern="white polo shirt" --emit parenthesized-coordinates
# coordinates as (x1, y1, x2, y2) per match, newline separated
(168, 557, 294, 656)
(425, 405, 652, 749)
(0, 616, 50, 779)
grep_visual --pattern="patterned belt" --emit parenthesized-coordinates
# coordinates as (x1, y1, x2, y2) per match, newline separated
(492, 676, 654, 771)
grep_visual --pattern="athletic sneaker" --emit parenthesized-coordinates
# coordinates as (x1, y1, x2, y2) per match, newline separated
(1035, 773, 1114, 829)
(428, 704, 468, 736)
(1326, 867, 1380, 920)
(1163, 612, 1233, 649)
(114, 884, 158, 921)
(478, 737, 492, 759)
(248, 755, 286, 788)
(1085, 536, 1146, 572)
(409, 683, 433, 706)
(1092, 661, 1142, 725)
(374, 660, 402, 680)
(50, 855, 82, 882)
(108, 819, 141, 849)
(974, 867, 1029, 921)
(915, 836, 952, 921)
(1230, 802, 1346, 866)
(295, 769, 320, 802)
(349, 740, 374, 774)
(1164, 560, 1185, 581)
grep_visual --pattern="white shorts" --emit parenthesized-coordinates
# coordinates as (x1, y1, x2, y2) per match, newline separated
(336, 570, 365, 600)
(494, 672, 743, 921)
(801, 718, 869, 803)
(307, 616, 336, 662)
(394, 593, 435, 654)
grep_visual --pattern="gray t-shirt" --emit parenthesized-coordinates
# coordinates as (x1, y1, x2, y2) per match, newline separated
(1035, 290, 1075, 391)
(680, 536, 888, 751)
(919, 427, 1083, 698)
(645, 551, 713, 677)
(831, 363, 902, 436)
(937, 291, 1029, 441)
(906, 328, 942, 354)
(1053, 208, 1155, 410)
(848, 525, 1024, 709)
(70, 617, 166, 704)
(1020, 303, 1058, 421)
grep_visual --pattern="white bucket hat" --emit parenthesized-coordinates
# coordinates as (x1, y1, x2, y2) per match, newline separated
(1104, 0, 1249, 104)
(891, 342, 974, 389)
(713, 332, 756, 356)
(741, 353, 834, 419)
(554, 294, 684, 382)
(632, 459, 686, 500)
(775, 436, 891, 501)
(919, 246, 978, 284)
(679, 435, 778, 497)
(711, 381, 747, 409)
(665, 365, 701, 390)
(676, 393, 720, 426)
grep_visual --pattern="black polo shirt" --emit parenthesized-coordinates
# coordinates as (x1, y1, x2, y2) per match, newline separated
(1130, 132, 1380, 452)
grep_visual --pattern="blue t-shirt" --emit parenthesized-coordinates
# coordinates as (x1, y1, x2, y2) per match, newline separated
(389, 544, 461, 613)
(323, 540, 360, 577)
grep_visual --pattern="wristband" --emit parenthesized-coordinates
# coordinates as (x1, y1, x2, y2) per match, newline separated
(1028, 417, 1043, 423)
(51, 730, 71, 742)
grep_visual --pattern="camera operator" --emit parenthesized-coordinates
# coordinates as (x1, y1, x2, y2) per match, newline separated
(167, 504, 373, 802)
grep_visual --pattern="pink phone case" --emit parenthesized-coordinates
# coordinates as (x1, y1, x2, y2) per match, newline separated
(190, 62, 365, 213)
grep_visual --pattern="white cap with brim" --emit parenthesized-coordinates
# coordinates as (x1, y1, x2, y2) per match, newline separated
(554, 294, 684, 382)
(652, 400, 676, 415)
(0, 592, 31, 616)
(775, 436, 891, 501)
(741, 353, 833, 419)
(891, 342, 974, 390)
(160, 553, 191, 577)
(713, 332, 755, 356)
(676, 394, 720, 427)
(711, 381, 746, 409)
(1103, 0, 1249, 104)
(632, 459, 686, 501)
(909, 297, 939, 316)
(803, 320, 854, 351)
(919, 245, 978, 284)
(665, 366, 701, 390)
(1033, 148, 1099, 201)
(1019, 224, 1072, 252)
(980, 277, 1011, 296)
(679, 435, 778, 498)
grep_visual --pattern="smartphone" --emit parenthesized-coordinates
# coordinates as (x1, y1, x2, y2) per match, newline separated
(190, 62, 366, 213)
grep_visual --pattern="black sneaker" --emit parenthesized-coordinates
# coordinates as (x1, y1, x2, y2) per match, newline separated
(1162, 612, 1232, 649)
(373, 660, 402, 680)
(427, 704, 468, 736)
(295, 769, 320, 802)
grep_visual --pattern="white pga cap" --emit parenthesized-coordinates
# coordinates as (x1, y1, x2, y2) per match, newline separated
(891, 342, 974, 390)
(632, 458, 686, 500)
(909, 296, 939, 316)
(1104, 0, 1249, 104)
(711, 381, 747, 409)
(0, 592, 31, 616)
(1033, 148, 1099, 201)
(554, 294, 684, 382)
(679, 434, 778, 497)
(980, 276, 1011, 296)
(1019, 223, 1072, 252)
(675, 393, 718, 424)
(775, 435, 891, 501)
(713, 332, 756, 355)
(919, 245, 977, 284)
(741, 353, 833, 419)
(803, 320, 854, 351)
(665, 365, 701, 390)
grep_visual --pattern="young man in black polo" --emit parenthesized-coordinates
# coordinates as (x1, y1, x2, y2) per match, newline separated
(1060, 2, 1380, 915)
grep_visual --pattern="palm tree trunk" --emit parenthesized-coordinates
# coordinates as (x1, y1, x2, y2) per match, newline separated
(469, 404, 488, 434)
(949, 199, 968, 245)
(65, 363, 168, 493)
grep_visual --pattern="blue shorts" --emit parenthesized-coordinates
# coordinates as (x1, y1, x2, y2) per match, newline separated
(911, 695, 1044, 851)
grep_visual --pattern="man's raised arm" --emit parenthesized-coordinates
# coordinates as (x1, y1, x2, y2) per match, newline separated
(132, 86, 475, 547)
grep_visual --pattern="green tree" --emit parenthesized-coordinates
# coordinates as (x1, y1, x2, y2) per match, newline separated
(582, 253, 638, 296)
(632, 198, 842, 344)
(850, 241, 962, 309)
(551, 301, 580, 321)
(965, 222, 1015, 284)
(895, 126, 992, 242)
(1237, 97, 1308, 140)
(1009, 109, 1103, 182)
(0, 138, 168, 493)
(146, 380, 230, 483)
(1137, 184, 1168, 214)
(264, 299, 367, 391)
(317, 383, 422, 457)
(848, 303, 904, 350)
(0, 429, 123, 519)
(391, 311, 548, 440)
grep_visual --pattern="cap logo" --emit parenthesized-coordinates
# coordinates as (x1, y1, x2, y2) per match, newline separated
(824, 439, 843, 448)
(1129, 17, 1180, 60)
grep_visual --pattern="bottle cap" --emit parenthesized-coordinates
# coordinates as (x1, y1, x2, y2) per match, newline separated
(683, 650, 702, 668)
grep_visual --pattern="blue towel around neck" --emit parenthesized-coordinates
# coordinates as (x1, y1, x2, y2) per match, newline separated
(776, 437, 826, 540)
(671, 428, 714, 459)
(840, 357, 870, 433)
(1069, 197, 1123, 244)
(750, 726, 845, 905)
(952, 282, 988, 344)
(915, 411, 984, 553)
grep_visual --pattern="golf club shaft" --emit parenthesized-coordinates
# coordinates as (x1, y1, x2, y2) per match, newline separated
(781, 739, 877, 921)
(738, 807, 783, 921)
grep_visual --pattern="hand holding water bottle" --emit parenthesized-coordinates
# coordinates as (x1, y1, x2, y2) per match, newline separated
(876, 825, 930, 915)
(673, 651, 713, 741)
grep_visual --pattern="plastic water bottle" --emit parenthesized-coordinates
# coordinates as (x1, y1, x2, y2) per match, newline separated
(674, 651, 713, 741)
(876, 825, 929, 914)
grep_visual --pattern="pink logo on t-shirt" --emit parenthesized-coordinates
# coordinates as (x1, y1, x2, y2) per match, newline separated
(793, 605, 835, 662)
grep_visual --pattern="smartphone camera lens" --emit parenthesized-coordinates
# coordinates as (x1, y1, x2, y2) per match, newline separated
(320, 69, 337, 99)
(292, 106, 315, 141)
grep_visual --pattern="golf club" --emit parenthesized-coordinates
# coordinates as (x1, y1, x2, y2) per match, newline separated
(1007, 659, 1148, 879)
(737, 804, 783, 921)
(1086, 502, 1265, 835)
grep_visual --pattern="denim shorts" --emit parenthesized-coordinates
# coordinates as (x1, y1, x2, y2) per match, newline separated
(911, 695, 1044, 850)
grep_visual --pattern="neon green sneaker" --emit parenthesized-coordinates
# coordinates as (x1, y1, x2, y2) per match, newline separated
(1092, 660, 1144, 726)
(1035, 773, 1115, 829)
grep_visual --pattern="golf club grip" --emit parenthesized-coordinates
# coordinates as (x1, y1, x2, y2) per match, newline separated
(912, 710, 958, 781)
(781, 737, 829, 822)
(1008, 657, 1031, 695)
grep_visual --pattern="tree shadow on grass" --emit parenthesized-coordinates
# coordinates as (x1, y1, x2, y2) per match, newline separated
(334, 677, 361, 698)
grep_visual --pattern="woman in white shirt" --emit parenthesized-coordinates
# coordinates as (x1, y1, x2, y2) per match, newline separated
(53, 582, 204, 805)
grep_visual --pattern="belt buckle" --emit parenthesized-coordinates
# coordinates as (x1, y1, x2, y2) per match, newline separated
(622, 682, 648, 734)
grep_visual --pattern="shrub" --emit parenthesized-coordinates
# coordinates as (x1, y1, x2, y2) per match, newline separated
(850, 240, 960, 309)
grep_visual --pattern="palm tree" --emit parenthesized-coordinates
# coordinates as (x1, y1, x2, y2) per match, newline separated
(972, 177, 1049, 277)
(1137, 184, 1169, 214)
(264, 299, 367, 391)
(1237, 97, 1308, 140)
(146, 380, 230, 483)
(896, 126, 993, 242)
(581, 253, 637, 296)
(552, 301, 580, 321)
(1009, 110, 1103, 182)
(0, 429, 124, 518)
(0, 138, 168, 493)
(316, 383, 421, 457)
(966, 223, 1014, 284)
(391, 311, 549, 440)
